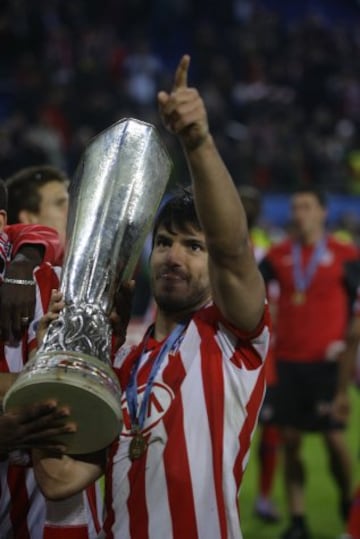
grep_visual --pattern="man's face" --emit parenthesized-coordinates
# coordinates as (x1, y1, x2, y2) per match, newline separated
(290, 193, 326, 238)
(150, 224, 211, 315)
(35, 180, 69, 246)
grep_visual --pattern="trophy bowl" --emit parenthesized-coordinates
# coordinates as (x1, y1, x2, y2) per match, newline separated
(5, 353, 122, 454)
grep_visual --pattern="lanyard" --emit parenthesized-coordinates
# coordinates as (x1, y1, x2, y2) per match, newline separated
(126, 322, 186, 431)
(292, 236, 327, 292)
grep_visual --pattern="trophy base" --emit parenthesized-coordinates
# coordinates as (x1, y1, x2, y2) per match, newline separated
(3, 352, 123, 455)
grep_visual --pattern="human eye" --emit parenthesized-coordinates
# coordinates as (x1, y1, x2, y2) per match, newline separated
(189, 241, 203, 252)
(56, 197, 68, 208)
(155, 235, 171, 248)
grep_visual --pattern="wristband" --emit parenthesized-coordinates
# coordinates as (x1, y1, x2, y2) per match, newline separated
(3, 278, 36, 286)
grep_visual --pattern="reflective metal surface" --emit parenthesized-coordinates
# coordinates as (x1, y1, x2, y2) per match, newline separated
(4, 118, 172, 453)
(43, 117, 172, 363)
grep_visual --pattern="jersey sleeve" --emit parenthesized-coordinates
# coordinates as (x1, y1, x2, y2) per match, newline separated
(5, 224, 64, 266)
(196, 302, 271, 370)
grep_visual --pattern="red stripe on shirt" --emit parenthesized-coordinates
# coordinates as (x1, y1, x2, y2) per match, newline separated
(234, 366, 266, 487)
(7, 465, 31, 539)
(127, 458, 149, 538)
(0, 342, 9, 371)
(199, 321, 227, 539)
(162, 352, 198, 539)
(43, 525, 89, 539)
(85, 483, 102, 534)
(34, 263, 60, 314)
(229, 340, 263, 370)
(103, 440, 119, 539)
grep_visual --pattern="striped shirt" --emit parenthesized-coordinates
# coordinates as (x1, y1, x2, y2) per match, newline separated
(0, 224, 63, 285)
(0, 263, 103, 538)
(104, 303, 270, 539)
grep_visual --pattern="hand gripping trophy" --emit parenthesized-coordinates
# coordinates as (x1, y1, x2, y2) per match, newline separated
(4, 118, 172, 454)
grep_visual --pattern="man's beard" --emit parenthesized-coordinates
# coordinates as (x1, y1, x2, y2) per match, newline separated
(154, 285, 210, 315)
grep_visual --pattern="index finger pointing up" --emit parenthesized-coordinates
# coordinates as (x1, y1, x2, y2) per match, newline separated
(173, 54, 191, 90)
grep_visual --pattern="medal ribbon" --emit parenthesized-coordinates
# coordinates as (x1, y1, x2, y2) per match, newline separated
(292, 237, 327, 293)
(126, 322, 186, 431)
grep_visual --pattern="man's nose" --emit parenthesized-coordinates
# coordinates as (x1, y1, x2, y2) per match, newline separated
(165, 243, 183, 263)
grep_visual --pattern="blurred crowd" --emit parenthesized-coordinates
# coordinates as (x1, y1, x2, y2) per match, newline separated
(1, 0, 360, 194)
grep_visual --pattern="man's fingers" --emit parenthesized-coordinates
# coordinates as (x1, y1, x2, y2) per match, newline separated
(2, 403, 76, 453)
(25, 420, 76, 438)
(157, 91, 169, 107)
(19, 401, 69, 424)
(173, 54, 190, 90)
(49, 289, 64, 313)
(36, 290, 63, 344)
(20, 422, 76, 443)
(17, 405, 76, 447)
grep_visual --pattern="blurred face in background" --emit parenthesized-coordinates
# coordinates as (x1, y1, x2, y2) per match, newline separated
(290, 192, 327, 241)
(20, 180, 69, 246)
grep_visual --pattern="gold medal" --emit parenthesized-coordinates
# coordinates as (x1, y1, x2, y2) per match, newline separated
(292, 290, 306, 305)
(129, 429, 148, 461)
(126, 323, 186, 462)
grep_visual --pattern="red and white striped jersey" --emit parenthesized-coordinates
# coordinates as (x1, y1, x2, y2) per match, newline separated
(0, 263, 103, 539)
(105, 303, 270, 539)
(0, 224, 63, 285)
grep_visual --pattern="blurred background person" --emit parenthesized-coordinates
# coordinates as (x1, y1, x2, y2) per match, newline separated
(0, 171, 103, 538)
(6, 165, 70, 249)
(238, 184, 281, 523)
(259, 187, 359, 539)
(334, 282, 360, 539)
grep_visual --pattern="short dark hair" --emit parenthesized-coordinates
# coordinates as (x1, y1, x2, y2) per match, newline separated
(0, 180, 8, 212)
(6, 165, 69, 224)
(292, 186, 327, 208)
(152, 186, 201, 248)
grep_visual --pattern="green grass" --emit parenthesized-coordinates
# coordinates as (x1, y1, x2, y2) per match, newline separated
(239, 389, 360, 539)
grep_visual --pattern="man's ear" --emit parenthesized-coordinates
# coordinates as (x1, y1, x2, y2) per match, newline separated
(18, 209, 38, 225)
(0, 210, 7, 232)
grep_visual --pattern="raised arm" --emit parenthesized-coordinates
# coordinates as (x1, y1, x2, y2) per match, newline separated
(158, 55, 265, 332)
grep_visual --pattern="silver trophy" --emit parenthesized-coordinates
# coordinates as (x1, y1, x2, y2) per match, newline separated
(4, 118, 172, 454)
